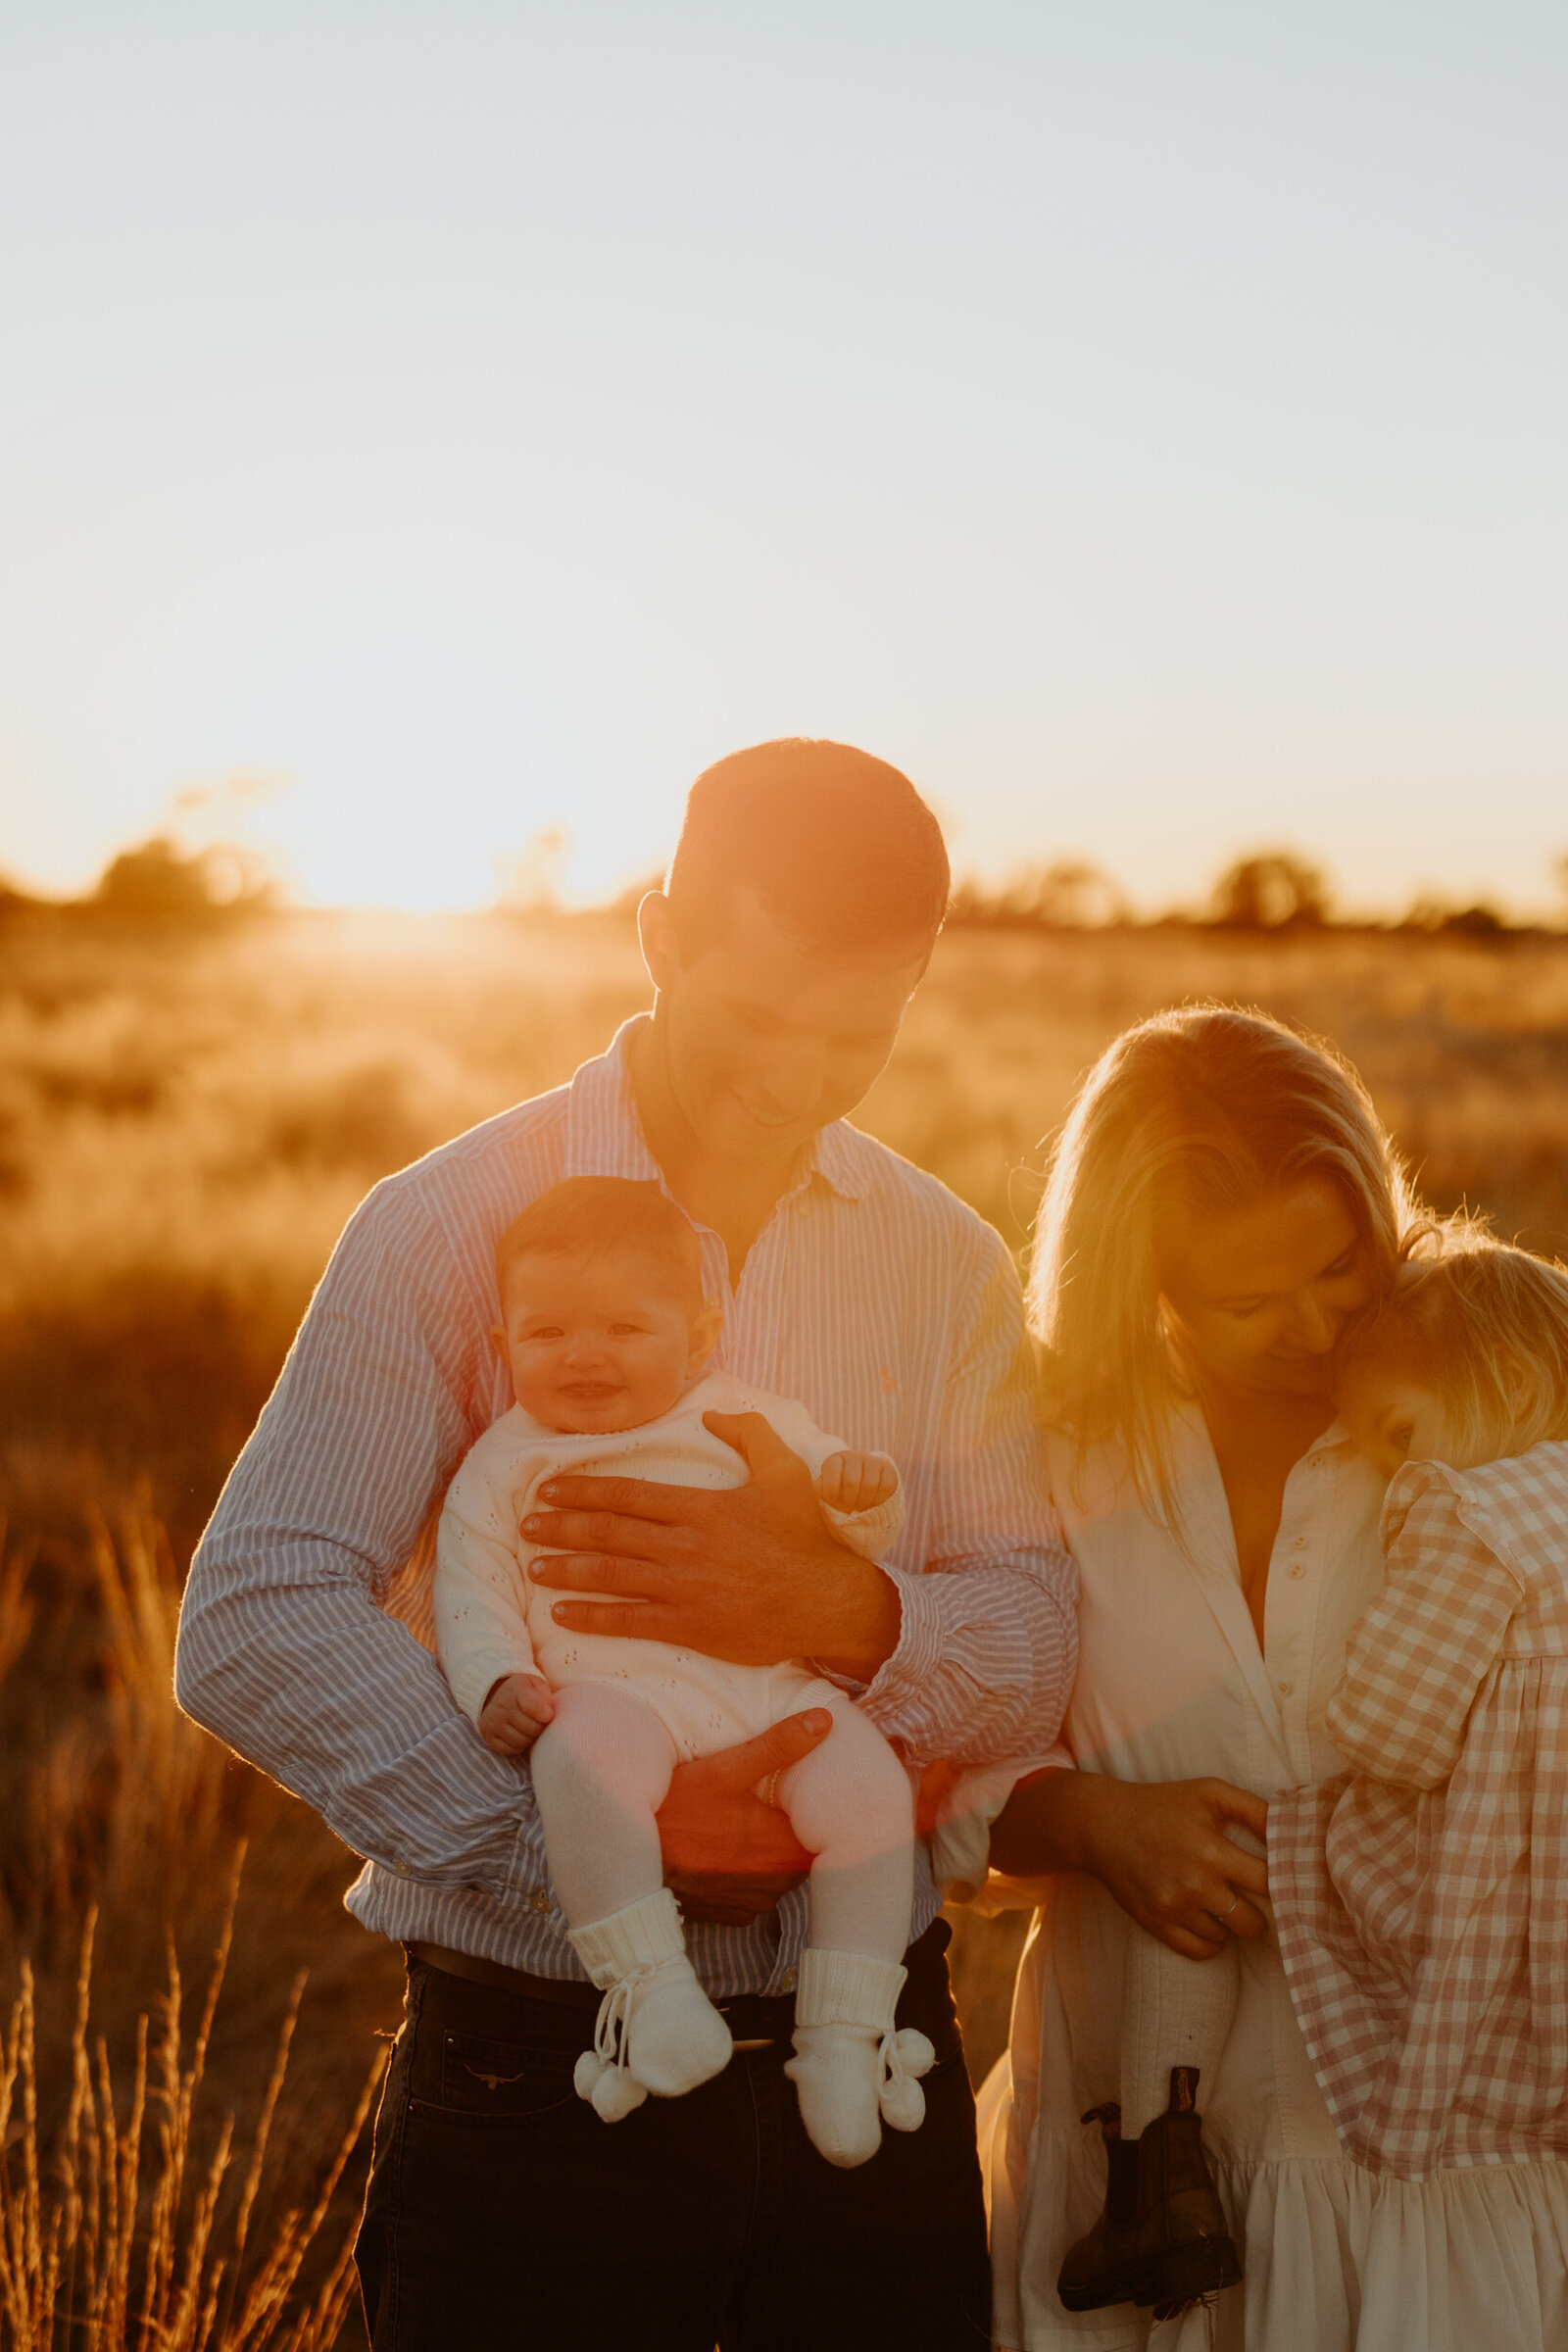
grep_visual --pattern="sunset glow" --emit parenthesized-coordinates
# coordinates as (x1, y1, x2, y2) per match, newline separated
(3, 3, 1566, 914)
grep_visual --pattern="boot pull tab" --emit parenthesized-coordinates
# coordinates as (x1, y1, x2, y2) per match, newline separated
(1080, 2100, 1123, 2139)
(1167, 2065, 1200, 2116)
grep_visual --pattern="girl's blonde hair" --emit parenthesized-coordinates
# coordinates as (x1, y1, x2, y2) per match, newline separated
(1029, 1004, 1426, 1513)
(1338, 1240, 1568, 1462)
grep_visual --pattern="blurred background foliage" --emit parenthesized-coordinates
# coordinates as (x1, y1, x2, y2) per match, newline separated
(4, 868, 1568, 2339)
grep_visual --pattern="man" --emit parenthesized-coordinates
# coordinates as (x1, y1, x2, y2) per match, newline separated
(175, 738, 1076, 2349)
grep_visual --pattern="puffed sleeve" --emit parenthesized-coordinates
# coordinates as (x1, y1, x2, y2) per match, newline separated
(1327, 1481, 1526, 1788)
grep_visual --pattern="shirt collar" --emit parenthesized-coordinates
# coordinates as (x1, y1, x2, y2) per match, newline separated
(563, 1015, 866, 1205)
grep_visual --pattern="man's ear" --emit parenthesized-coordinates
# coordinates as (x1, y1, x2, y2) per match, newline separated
(687, 1299, 725, 1375)
(637, 890, 678, 996)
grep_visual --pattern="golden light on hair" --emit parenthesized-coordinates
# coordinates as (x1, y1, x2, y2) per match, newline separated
(1029, 1003, 1428, 1515)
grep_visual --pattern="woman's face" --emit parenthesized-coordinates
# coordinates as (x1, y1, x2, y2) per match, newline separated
(1159, 1174, 1376, 1399)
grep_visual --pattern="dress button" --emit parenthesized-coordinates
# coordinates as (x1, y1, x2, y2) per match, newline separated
(780, 1967, 798, 1993)
(1292, 1536, 1307, 1549)
(1289, 1563, 1306, 1580)
(794, 1200, 810, 1220)
(1278, 1680, 1294, 1696)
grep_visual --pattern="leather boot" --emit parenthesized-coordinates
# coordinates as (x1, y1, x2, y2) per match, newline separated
(1133, 2066, 1243, 2318)
(1056, 2103, 1140, 2312)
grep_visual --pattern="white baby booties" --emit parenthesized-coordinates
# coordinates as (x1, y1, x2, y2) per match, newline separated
(785, 1948, 936, 2169)
(567, 1888, 733, 2121)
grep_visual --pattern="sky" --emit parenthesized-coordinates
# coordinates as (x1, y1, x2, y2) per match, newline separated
(2, 2, 1566, 917)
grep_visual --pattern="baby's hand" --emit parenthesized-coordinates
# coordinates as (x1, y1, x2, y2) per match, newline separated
(478, 1672, 555, 1755)
(815, 1449, 899, 1516)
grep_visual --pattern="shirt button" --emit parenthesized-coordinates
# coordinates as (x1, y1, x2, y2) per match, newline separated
(794, 1200, 810, 1220)
(1278, 1680, 1294, 1696)
(1292, 1536, 1307, 1549)
(1289, 1563, 1306, 1580)
(780, 1967, 798, 1993)
(530, 1888, 551, 1915)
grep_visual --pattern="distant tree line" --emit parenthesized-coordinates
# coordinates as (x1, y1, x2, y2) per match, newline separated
(1, 834, 1564, 938)
(946, 849, 1565, 936)
(0, 835, 278, 926)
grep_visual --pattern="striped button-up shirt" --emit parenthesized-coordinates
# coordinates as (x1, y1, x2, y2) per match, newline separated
(175, 1017, 1076, 1993)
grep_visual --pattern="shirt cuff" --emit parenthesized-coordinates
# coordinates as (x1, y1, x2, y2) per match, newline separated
(854, 1564, 940, 1739)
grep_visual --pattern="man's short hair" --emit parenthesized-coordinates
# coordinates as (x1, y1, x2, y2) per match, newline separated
(664, 737, 950, 960)
(495, 1177, 704, 1312)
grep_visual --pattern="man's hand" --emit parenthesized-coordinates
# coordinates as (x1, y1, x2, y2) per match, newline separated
(523, 1411, 902, 1681)
(658, 1708, 833, 1925)
(477, 1671, 555, 1756)
(816, 1448, 899, 1515)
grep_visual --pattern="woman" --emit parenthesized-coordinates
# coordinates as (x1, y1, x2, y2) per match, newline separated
(972, 1006, 1568, 2349)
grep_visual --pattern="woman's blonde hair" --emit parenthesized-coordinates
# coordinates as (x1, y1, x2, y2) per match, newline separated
(1337, 1240, 1568, 1462)
(1029, 1004, 1426, 1513)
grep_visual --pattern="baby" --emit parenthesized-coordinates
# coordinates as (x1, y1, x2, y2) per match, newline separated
(1270, 1239, 1568, 2179)
(433, 1174, 933, 2169)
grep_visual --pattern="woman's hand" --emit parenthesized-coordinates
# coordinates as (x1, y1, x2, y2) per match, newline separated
(991, 1770, 1270, 1960)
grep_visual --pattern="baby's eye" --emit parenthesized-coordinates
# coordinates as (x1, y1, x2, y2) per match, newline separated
(1228, 1302, 1264, 1322)
(528, 1326, 564, 1342)
(608, 1322, 645, 1337)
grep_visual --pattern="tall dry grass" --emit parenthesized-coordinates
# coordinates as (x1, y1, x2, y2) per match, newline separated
(4, 902, 1568, 2339)
(1, 1897, 383, 2351)
(0, 1499, 402, 2351)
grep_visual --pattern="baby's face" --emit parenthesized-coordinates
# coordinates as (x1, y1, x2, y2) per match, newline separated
(493, 1247, 714, 1435)
(1337, 1357, 1476, 1478)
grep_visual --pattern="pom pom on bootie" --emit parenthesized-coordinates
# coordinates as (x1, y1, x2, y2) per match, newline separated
(785, 1949, 934, 2169)
(878, 2027, 936, 2132)
(567, 1889, 733, 2120)
(573, 2049, 649, 2121)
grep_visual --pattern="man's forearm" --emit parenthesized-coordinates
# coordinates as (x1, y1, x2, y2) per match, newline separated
(810, 1556, 903, 1682)
(176, 1544, 543, 1895)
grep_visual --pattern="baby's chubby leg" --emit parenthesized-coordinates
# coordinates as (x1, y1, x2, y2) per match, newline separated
(528, 1680, 675, 1926)
(530, 1682, 732, 2111)
(774, 1698, 915, 1962)
(775, 1700, 932, 2168)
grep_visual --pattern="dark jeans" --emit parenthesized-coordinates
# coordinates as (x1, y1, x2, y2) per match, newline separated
(356, 1919, 991, 2350)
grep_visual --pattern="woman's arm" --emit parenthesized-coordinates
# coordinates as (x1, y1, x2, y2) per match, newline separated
(990, 1768, 1271, 1961)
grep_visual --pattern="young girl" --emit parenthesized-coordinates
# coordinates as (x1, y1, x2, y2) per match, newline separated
(1268, 1240, 1568, 2180)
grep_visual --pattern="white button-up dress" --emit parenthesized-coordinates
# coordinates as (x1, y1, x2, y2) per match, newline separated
(979, 1409, 1568, 2351)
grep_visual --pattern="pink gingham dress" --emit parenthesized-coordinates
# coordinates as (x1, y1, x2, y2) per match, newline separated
(1269, 1440, 1568, 2181)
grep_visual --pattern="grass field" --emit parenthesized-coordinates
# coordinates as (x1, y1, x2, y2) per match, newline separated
(5, 904, 1568, 2341)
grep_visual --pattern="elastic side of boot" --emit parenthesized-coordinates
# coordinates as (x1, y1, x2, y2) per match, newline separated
(1129, 2105, 1243, 2313)
(1140, 2110, 1232, 2245)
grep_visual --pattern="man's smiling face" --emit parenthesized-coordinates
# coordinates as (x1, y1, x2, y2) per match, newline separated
(643, 884, 929, 1165)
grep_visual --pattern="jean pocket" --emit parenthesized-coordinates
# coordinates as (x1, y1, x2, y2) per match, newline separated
(423, 2028, 580, 2123)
